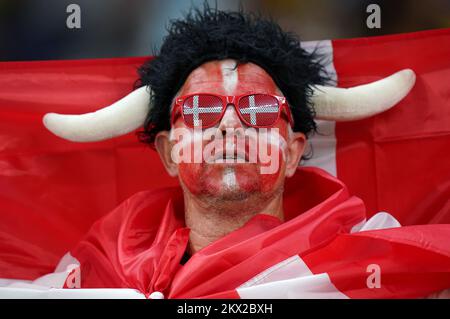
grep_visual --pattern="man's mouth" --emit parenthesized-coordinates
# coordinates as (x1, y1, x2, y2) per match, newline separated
(212, 148, 249, 163)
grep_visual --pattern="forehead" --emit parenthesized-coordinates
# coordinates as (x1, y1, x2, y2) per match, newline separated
(177, 59, 282, 97)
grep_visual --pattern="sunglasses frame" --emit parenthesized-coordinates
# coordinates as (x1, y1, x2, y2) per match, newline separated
(171, 93, 294, 129)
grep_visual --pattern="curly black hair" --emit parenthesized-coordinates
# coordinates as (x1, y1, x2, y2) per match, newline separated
(136, 5, 329, 145)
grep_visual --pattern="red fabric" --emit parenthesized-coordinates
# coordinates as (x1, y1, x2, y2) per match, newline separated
(0, 57, 178, 280)
(302, 225, 450, 298)
(71, 167, 366, 297)
(69, 167, 450, 298)
(334, 28, 450, 225)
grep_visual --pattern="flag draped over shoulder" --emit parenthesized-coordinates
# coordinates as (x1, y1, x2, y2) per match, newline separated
(1, 167, 449, 299)
(0, 28, 449, 293)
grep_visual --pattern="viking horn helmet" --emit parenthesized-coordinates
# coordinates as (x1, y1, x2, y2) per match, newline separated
(43, 69, 416, 142)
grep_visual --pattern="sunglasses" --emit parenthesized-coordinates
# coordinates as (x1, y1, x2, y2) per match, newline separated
(171, 93, 294, 129)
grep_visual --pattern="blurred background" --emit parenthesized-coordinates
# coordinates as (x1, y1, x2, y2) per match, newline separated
(0, 0, 449, 61)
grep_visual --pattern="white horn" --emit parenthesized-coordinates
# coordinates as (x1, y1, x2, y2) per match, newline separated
(312, 69, 416, 121)
(43, 86, 151, 142)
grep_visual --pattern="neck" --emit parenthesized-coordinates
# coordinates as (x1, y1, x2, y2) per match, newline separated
(183, 192, 284, 255)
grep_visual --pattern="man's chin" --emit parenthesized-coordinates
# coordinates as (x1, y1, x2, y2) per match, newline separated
(214, 189, 249, 201)
(178, 162, 279, 200)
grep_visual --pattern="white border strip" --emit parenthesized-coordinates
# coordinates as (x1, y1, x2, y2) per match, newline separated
(300, 40, 338, 177)
(236, 255, 347, 299)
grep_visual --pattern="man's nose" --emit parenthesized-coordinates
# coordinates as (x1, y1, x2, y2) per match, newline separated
(217, 104, 245, 135)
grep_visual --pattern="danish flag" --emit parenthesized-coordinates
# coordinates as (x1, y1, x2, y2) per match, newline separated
(0, 28, 449, 298)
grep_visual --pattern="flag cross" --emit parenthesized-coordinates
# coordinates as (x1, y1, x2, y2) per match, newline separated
(240, 95, 278, 125)
(183, 95, 222, 126)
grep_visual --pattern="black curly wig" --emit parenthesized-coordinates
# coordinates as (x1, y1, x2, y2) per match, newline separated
(136, 5, 329, 145)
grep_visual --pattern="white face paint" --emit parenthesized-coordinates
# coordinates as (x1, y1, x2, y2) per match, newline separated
(220, 59, 239, 95)
(222, 167, 237, 189)
(219, 60, 240, 189)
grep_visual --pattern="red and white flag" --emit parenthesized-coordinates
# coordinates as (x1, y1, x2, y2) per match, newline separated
(0, 28, 449, 298)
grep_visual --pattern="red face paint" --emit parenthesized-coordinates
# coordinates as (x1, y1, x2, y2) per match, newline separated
(172, 60, 290, 199)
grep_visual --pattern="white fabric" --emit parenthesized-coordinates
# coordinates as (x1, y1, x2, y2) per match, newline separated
(303, 120, 337, 176)
(351, 211, 401, 233)
(237, 255, 347, 299)
(301, 40, 338, 177)
(0, 252, 79, 290)
(0, 288, 145, 299)
(0, 252, 146, 299)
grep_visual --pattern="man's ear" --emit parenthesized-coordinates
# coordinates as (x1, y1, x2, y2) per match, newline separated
(154, 131, 178, 177)
(285, 131, 306, 178)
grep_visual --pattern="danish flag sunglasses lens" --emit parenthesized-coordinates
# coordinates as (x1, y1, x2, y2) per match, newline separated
(238, 94, 280, 127)
(183, 95, 223, 127)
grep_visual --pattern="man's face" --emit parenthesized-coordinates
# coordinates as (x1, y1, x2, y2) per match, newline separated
(155, 60, 305, 206)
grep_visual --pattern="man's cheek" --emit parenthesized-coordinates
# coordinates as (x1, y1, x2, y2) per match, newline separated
(178, 162, 225, 194)
(256, 128, 287, 174)
(230, 165, 260, 192)
(258, 149, 285, 193)
(170, 128, 204, 164)
(178, 163, 203, 195)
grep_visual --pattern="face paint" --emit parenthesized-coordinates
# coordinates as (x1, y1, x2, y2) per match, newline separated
(220, 60, 238, 94)
(171, 60, 291, 201)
